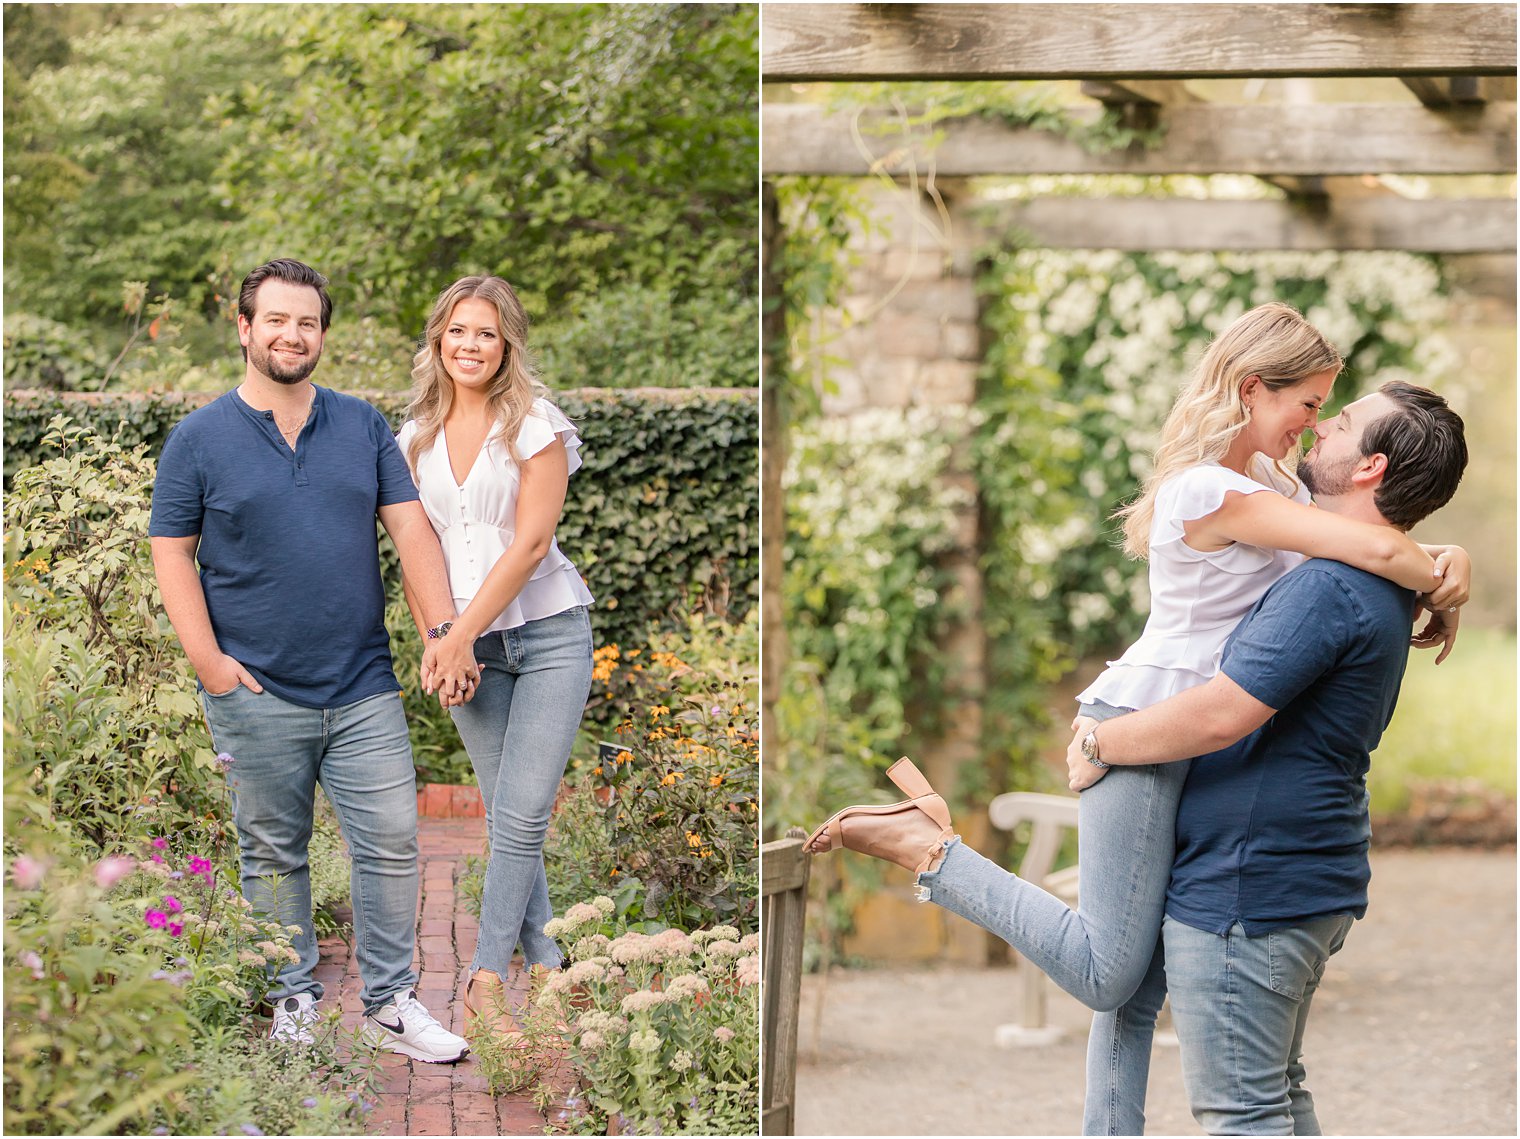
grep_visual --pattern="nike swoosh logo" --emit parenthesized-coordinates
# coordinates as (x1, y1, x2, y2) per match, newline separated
(373, 1017, 405, 1035)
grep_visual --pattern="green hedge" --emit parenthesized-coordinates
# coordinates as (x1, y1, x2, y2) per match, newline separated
(4, 387, 757, 651)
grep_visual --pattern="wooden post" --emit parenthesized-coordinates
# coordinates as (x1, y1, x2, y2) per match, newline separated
(761, 182, 789, 829)
(761, 830, 812, 1135)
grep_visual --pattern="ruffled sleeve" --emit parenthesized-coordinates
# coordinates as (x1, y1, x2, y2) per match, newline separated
(1151, 464, 1283, 553)
(393, 420, 421, 487)
(515, 398, 584, 477)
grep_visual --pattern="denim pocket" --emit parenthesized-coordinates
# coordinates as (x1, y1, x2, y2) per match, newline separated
(202, 682, 248, 700)
(1265, 914, 1352, 1000)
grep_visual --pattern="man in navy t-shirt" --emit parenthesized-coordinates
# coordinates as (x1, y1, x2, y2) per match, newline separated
(1068, 382, 1468, 1134)
(150, 259, 474, 1063)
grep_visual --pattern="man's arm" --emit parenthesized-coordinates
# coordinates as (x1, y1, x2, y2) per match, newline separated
(1066, 671, 1276, 791)
(377, 500, 471, 701)
(150, 535, 263, 695)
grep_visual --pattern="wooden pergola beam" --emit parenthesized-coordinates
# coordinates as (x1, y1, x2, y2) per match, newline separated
(762, 4, 1518, 82)
(761, 102, 1519, 177)
(961, 198, 1516, 253)
(1079, 80, 1203, 107)
(1402, 77, 1487, 106)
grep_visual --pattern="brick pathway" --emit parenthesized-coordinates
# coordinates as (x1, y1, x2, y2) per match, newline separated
(317, 816, 567, 1137)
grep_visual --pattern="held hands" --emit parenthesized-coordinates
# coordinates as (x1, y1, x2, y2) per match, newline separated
(1065, 714, 1107, 792)
(1425, 546, 1471, 612)
(201, 653, 263, 697)
(1410, 602, 1460, 665)
(422, 633, 480, 708)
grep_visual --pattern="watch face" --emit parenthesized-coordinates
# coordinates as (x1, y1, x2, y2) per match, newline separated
(1082, 732, 1097, 760)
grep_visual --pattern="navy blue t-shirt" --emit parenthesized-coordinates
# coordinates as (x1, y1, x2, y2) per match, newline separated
(149, 386, 419, 709)
(1166, 559, 1416, 936)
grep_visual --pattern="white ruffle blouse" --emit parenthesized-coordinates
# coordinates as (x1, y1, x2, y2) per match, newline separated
(1078, 456, 1310, 712)
(397, 399, 594, 635)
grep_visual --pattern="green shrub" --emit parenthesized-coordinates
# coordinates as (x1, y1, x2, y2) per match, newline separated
(145, 1033, 370, 1137)
(575, 612, 758, 931)
(3, 864, 200, 1134)
(2, 312, 111, 391)
(768, 406, 970, 837)
(536, 285, 757, 390)
(519, 904, 759, 1135)
(1369, 627, 1518, 814)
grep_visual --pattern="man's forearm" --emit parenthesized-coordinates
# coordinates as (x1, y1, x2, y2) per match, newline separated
(1095, 673, 1276, 766)
(382, 503, 456, 629)
(150, 537, 224, 675)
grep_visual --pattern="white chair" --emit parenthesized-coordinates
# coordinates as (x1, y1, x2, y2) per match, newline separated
(986, 791, 1081, 1046)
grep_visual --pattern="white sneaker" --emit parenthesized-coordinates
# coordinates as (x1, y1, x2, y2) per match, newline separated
(362, 989, 469, 1063)
(269, 992, 319, 1045)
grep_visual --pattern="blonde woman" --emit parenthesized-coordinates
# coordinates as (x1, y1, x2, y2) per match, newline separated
(808, 303, 1469, 1132)
(397, 276, 594, 1041)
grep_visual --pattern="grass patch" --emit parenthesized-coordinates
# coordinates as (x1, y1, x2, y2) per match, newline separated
(1369, 627, 1516, 815)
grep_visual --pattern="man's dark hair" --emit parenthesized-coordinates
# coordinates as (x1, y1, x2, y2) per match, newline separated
(1361, 381, 1467, 529)
(237, 258, 333, 332)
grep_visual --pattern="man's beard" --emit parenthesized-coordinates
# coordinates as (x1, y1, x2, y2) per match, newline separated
(249, 340, 320, 385)
(1300, 450, 1357, 498)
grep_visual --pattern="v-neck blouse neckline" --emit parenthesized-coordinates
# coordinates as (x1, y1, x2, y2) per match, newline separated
(441, 419, 495, 489)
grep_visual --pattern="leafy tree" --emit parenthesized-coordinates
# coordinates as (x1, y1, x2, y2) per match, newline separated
(6, 4, 758, 390)
(5, 7, 279, 328)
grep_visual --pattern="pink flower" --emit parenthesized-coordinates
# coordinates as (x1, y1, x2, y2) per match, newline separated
(20, 950, 44, 979)
(168, 921, 184, 937)
(93, 856, 137, 891)
(151, 838, 168, 851)
(163, 895, 183, 914)
(188, 857, 214, 879)
(145, 909, 168, 929)
(10, 856, 45, 890)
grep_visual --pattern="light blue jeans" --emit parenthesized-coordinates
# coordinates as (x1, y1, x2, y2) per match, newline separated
(449, 606, 593, 977)
(913, 701, 1190, 1134)
(200, 686, 420, 1014)
(1164, 913, 1355, 1135)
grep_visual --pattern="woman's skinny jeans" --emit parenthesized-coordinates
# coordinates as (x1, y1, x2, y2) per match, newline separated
(449, 606, 593, 977)
(914, 700, 1189, 1135)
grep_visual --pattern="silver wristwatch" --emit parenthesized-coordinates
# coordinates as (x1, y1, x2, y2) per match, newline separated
(1081, 727, 1109, 769)
(426, 621, 454, 640)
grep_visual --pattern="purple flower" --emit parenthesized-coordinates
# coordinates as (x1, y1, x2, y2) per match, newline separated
(216, 752, 236, 771)
(239, 1126, 265, 1136)
(301, 1098, 318, 1109)
(163, 895, 183, 914)
(168, 921, 184, 938)
(152, 1129, 170, 1136)
(151, 837, 168, 851)
(168, 871, 184, 880)
(93, 855, 136, 890)
(144, 909, 168, 929)
(10, 855, 45, 890)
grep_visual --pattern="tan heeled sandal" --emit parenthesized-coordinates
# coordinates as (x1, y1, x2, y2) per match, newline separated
(805, 757, 954, 873)
(464, 969, 521, 1041)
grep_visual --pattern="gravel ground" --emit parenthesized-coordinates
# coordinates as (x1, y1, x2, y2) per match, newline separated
(793, 847, 1516, 1136)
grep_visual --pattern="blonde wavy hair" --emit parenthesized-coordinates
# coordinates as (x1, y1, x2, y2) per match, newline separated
(403, 275, 552, 475)
(1116, 302, 1343, 558)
